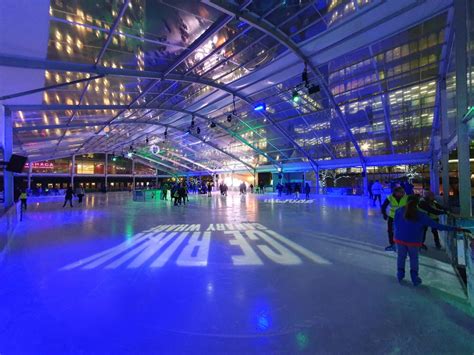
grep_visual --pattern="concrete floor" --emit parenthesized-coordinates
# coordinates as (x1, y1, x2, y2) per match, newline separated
(0, 192, 473, 354)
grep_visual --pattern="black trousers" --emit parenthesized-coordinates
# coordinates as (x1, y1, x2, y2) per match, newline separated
(387, 216, 394, 245)
(423, 226, 441, 247)
(77, 194, 84, 203)
(20, 199, 27, 211)
(63, 197, 73, 207)
(373, 194, 382, 206)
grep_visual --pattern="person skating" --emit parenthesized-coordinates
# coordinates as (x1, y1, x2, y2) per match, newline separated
(371, 180, 383, 207)
(75, 184, 85, 204)
(418, 190, 449, 250)
(381, 187, 407, 251)
(19, 189, 28, 211)
(304, 183, 310, 200)
(277, 183, 283, 197)
(63, 186, 75, 207)
(394, 195, 468, 286)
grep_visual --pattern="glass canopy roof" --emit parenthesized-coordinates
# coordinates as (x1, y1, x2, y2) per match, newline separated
(7, 0, 452, 174)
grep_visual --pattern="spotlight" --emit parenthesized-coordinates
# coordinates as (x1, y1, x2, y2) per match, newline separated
(164, 129, 168, 139)
(254, 103, 266, 112)
(145, 137, 149, 144)
(209, 121, 216, 128)
(112, 156, 117, 162)
(308, 85, 320, 95)
(129, 144, 133, 151)
(126, 152, 133, 158)
(191, 116, 195, 127)
(292, 90, 300, 103)
(196, 127, 201, 135)
(227, 114, 232, 122)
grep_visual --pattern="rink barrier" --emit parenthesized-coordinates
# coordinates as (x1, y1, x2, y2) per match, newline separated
(441, 215, 474, 307)
(0, 202, 21, 263)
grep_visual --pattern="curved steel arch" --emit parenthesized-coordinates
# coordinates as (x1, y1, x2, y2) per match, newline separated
(14, 118, 255, 172)
(1, 54, 319, 168)
(202, 0, 365, 164)
(9, 103, 281, 168)
(108, 106, 280, 168)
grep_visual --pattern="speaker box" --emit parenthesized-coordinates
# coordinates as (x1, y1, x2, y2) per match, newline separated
(6, 155, 27, 173)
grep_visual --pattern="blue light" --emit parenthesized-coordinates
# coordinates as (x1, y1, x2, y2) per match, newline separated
(254, 103, 266, 112)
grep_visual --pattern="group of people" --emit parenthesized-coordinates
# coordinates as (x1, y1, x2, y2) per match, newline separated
(379, 185, 469, 286)
(276, 182, 312, 200)
(369, 179, 414, 207)
(62, 185, 85, 207)
(14, 185, 86, 211)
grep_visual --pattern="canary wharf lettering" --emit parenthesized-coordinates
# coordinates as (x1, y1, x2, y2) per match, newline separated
(263, 199, 315, 204)
(61, 223, 330, 270)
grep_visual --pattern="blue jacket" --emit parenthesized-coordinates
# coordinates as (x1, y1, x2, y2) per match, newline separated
(394, 207, 457, 246)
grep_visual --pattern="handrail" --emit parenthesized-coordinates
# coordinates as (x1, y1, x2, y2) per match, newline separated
(441, 215, 474, 307)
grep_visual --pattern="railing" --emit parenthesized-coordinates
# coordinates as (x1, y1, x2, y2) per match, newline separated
(0, 202, 21, 263)
(440, 215, 474, 307)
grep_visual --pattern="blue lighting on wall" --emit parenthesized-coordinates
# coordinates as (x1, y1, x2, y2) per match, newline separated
(254, 103, 266, 112)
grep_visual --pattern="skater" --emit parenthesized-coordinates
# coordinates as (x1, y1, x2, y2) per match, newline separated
(368, 180, 374, 201)
(381, 187, 407, 251)
(250, 184, 254, 193)
(294, 183, 301, 199)
(75, 184, 85, 204)
(304, 183, 311, 200)
(277, 183, 283, 197)
(394, 195, 467, 286)
(19, 189, 28, 211)
(207, 182, 212, 197)
(418, 190, 449, 250)
(63, 186, 75, 207)
(371, 180, 383, 206)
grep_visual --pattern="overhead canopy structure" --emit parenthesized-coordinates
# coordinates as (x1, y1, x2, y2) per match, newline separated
(0, 0, 466, 175)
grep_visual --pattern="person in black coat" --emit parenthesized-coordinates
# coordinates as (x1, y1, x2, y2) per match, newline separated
(63, 187, 75, 207)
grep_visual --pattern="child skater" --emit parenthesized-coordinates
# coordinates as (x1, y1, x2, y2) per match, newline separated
(394, 195, 469, 286)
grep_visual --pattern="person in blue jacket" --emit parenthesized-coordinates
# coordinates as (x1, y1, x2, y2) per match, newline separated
(394, 195, 468, 286)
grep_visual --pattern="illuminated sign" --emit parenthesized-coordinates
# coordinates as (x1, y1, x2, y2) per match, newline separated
(61, 223, 330, 270)
(25, 162, 54, 169)
(150, 144, 160, 155)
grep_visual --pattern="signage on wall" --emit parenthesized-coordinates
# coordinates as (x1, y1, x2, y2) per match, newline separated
(61, 223, 330, 270)
(25, 162, 54, 169)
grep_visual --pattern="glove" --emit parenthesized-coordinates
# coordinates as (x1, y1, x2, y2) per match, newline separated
(383, 215, 388, 221)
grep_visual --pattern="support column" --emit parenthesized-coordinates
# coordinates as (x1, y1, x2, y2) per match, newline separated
(2, 106, 13, 208)
(430, 159, 440, 195)
(104, 153, 108, 192)
(27, 163, 32, 190)
(132, 158, 135, 191)
(362, 165, 368, 196)
(440, 79, 451, 205)
(70, 154, 75, 187)
(454, 0, 472, 217)
(316, 166, 320, 194)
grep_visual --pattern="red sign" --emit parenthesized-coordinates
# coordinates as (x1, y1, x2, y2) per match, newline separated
(25, 162, 54, 169)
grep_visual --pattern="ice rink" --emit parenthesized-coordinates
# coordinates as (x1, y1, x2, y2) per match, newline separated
(0, 192, 473, 354)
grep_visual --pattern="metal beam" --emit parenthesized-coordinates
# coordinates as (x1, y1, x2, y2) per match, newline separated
(133, 154, 179, 177)
(0, 74, 104, 101)
(368, 45, 394, 154)
(0, 55, 319, 168)
(202, 0, 365, 164)
(13, 118, 255, 171)
(10, 103, 281, 168)
(54, 0, 130, 154)
(429, 7, 454, 157)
